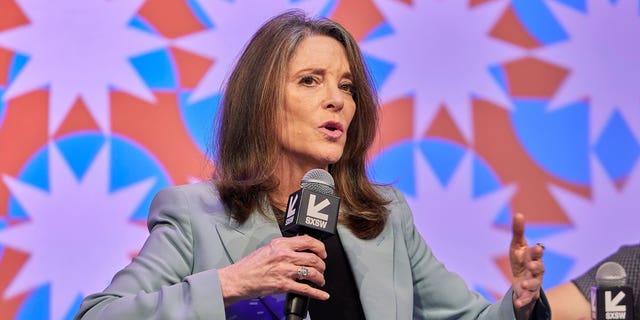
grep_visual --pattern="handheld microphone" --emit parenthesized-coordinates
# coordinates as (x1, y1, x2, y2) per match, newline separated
(591, 261, 635, 320)
(281, 169, 340, 320)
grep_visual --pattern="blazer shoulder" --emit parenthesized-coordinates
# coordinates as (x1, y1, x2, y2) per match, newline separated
(373, 184, 404, 201)
(372, 184, 414, 228)
(150, 181, 229, 223)
(373, 184, 410, 211)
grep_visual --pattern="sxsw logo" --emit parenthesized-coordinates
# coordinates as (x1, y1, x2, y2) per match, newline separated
(285, 194, 298, 225)
(283, 189, 339, 237)
(303, 194, 331, 228)
(285, 193, 330, 227)
(604, 291, 627, 320)
(591, 285, 634, 320)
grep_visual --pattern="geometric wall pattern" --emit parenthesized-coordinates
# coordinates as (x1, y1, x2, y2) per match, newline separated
(0, 0, 638, 318)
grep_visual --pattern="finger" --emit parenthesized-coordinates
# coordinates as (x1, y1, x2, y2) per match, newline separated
(292, 251, 326, 273)
(526, 245, 544, 265)
(278, 235, 327, 259)
(290, 265, 326, 287)
(516, 293, 539, 309)
(268, 236, 327, 260)
(514, 287, 540, 308)
(527, 260, 545, 277)
(288, 281, 330, 301)
(510, 213, 527, 248)
(514, 295, 528, 309)
(515, 295, 534, 309)
(519, 278, 542, 292)
(530, 243, 545, 260)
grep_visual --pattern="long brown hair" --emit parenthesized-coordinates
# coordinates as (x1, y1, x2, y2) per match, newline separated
(214, 10, 388, 239)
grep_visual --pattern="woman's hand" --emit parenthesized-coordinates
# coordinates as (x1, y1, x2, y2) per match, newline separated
(510, 213, 546, 319)
(217, 235, 328, 306)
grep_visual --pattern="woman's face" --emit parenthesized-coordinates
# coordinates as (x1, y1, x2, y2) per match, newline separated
(277, 35, 356, 170)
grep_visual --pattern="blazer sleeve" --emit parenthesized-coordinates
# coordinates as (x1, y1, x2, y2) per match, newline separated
(388, 187, 550, 319)
(74, 186, 227, 319)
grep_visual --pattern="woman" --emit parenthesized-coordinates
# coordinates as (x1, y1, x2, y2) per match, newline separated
(75, 10, 548, 319)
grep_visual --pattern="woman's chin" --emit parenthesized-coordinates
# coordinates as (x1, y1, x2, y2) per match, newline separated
(306, 153, 342, 169)
(322, 154, 344, 167)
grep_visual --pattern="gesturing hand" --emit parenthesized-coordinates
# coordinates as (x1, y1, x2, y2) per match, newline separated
(218, 235, 329, 306)
(510, 213, 545, 318)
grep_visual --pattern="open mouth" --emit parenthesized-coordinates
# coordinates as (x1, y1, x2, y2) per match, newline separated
(325, 123, 340, 132)
(320, 121, 344, 139)
(321, 121, 343, 132)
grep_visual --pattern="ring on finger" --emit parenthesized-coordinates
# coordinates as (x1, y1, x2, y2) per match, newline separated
(297, 266, 310, 279)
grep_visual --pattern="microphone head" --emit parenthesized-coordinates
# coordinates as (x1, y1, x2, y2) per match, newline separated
(596, 261, 627, 287)
(300, 169, 335, 195)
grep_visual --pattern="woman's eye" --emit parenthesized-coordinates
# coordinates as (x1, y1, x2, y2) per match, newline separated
(300, 76, 316, 86)
(340, 83, 354, 94)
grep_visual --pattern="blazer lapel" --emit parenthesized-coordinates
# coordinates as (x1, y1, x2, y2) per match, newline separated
(338, 223, 397, 320)
(214, 208, 282, 264)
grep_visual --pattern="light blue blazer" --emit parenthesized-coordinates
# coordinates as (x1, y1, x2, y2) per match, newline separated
(75, 182, 549, 319)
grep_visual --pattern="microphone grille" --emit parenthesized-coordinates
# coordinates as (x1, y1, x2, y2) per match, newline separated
(301, 169, 335, 195)
(595, 261, 627, 287)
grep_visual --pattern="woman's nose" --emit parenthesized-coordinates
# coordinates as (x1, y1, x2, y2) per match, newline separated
(323, 85, 344, 111)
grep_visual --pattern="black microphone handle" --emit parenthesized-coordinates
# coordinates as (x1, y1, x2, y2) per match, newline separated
(284, 232, 319, 320)
(285, 291, 310, 320)
(285, 314, 304, 320)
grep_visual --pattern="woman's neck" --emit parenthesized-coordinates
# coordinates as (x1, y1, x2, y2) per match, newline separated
(271, 158, 328, 211)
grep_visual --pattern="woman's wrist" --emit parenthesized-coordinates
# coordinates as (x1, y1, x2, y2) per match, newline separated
(218, 265, 245, 307)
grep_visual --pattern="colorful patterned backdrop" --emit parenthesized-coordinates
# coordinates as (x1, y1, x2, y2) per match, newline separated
(0, 0, 638, 318)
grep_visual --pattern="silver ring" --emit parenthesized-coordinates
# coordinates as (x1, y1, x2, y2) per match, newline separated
(297, 266, 310, 279)
(536, 242, 545, 250)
